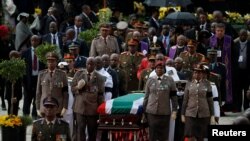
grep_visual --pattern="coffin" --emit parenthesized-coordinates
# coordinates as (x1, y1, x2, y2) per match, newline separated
(97, 93, 145, 129)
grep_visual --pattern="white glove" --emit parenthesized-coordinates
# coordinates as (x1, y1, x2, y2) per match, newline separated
(210, 116, 216, 125)
(60, 108, 67, 116)
(181, 115, 185, 123)
(37, 110, 41, 117)
(76, 79, 85, 89)
(171, 111, 177, 120)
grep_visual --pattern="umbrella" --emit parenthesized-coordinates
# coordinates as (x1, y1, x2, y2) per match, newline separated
(163, 11, 197, 25)
(144, 0, 192, 7)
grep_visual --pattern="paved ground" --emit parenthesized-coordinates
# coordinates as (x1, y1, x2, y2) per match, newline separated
(0, 99, 243, 141)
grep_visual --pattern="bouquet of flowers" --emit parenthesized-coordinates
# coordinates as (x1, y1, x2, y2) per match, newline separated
(0, 115, 32, 128)
(225, 11, 244, 24)
(98, 8, 112, 24)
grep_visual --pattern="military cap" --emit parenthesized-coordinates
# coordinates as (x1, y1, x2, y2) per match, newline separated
(43, 96, 59, 107)
(187, 39, 198, 47)
(207, 49, 217, 55)
(148, 55, 156, 61)
(64, 53, 75, 60)
(116, 21, 128, 30)
(69, 41, 80, 50)
(58, 61, 68, 69)
(46, 52, 59, 60)
(133, 21, 144, 28)
(193, 63, 208, 72)
(127, 39, 139, 46)
(155, 61, 165, 68)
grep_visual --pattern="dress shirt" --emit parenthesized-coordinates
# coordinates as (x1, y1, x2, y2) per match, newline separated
(96, 68, 113, 101)
(51, 33, 59, 46)
(32, 47, 39, 76)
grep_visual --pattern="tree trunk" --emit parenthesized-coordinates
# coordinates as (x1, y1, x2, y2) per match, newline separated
(10, 82, 15, 114)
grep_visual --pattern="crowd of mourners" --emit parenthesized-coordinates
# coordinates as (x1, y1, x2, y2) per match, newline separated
(1, 1, 250, 141)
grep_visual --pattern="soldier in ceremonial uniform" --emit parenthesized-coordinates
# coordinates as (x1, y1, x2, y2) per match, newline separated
(89, 23, 120, 57)
(138, 55, 156, 90)
(179, 39, 205, 70)
(32, 96, 71, 141)
(71, 57, 105, 141)
(110, 53, 127, 96)
(120, 39, 144, 92)
(68, 41, 87, 69)
(36, 52, 68, 117)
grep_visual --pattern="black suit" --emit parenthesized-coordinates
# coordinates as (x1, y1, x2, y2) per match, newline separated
(149, 17, 160, 32)
(43, 15, 57, 34)
(209, 62, 226, 102)
(22, 48, 45, 117)
(88, 12, 98, 23)
(233, 40, 250, 110)
(79, 13, 93, 29)
(105, 67, 119, 98)
(42, 32, 64, 57)
(199, 22, 211, 31)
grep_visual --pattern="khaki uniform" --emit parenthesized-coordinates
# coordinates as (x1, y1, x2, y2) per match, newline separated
(179, 51, 205, 70)
(138, 68, 153, 90)
(71, 69, 105, 115)
(120, 51, 144, 92)
(71, 69, 105, 141)
(89, 35, 120, 57)
(32, 118, 71, 141)
(181, 79, 214, 118)
(36, 69, 68, 114)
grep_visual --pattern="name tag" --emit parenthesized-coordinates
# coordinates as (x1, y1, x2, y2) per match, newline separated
(238, 55, 243, 62)
(217, 50, 221, 57)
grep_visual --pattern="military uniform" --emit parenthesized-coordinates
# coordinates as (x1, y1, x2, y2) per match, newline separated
(138, 68, 153, 90)
(71, 69, 105, 141)
(36, 69, 68, 115)
(179, 51, 205, 70)
(120, 51, 144, 92)
(89, 35, 120, 57)
(32, 118, 71, 141)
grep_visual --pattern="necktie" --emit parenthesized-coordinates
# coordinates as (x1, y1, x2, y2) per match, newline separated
(50, 72, 53, 77)
(53, 35, 56, 45)
(48, 122, 53, 132)
(158, 77, 161, 80)
(33, 53, 37, 71)
(163, 37, 167, 49)
(87, 72, 91, 81)
(104, 38, 107, 45)
(76, 28, 80, 38)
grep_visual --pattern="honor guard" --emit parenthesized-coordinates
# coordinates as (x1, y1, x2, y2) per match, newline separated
(36, 52, 69, 117)
(120, 39, 144, 92)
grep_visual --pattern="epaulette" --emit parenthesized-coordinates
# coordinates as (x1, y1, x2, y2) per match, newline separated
(93, 36, 101, 40)
(39, 69, 48, 75)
